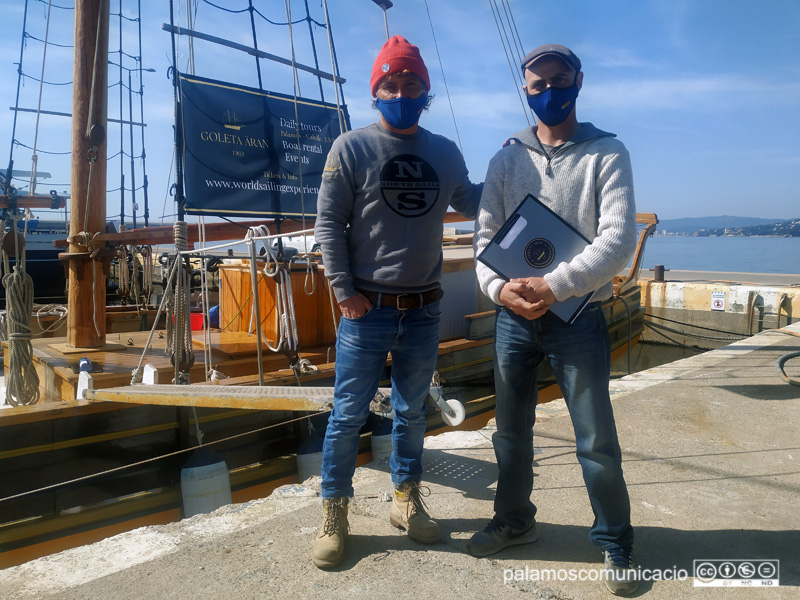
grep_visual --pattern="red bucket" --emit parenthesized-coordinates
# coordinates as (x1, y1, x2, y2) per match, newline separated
(172, 313, 205, 330)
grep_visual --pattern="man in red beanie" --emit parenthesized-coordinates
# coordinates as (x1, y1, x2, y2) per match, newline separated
(313, 35, 482, 568)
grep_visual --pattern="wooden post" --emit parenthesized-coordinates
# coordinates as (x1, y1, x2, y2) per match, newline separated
(66, 0, 109, 347)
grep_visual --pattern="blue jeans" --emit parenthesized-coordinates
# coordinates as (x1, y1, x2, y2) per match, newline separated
(320, 299, 441, 498)
(492, 303, 634, 550)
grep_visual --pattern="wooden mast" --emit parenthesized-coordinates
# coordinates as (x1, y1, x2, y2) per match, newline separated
(65, 0, 109, 347)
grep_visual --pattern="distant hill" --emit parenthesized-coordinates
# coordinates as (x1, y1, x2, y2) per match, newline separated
(656, 215, 790, 235)
(704, 219, 800, 237)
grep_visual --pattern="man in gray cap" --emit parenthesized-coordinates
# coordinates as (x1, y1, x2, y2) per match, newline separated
(469, 44, 639, 596)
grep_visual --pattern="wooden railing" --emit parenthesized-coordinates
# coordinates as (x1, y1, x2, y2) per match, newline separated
(614, 212, 659, 293)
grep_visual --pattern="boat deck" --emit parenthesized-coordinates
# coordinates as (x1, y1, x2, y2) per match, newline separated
(2, 322, 798, 598)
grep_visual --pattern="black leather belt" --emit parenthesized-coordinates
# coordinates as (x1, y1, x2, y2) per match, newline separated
(359, 288, 444, 310)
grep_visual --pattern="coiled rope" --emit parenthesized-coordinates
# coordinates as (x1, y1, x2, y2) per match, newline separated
(116, 243, 130, 299)
(248, 225, 299, 354)
(166, 220, 194, 384)
(2, 216, 40, 406)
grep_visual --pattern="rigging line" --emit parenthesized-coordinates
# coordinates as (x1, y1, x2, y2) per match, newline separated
(284, 0, 310, 258)
(247, 0, 264, 90)
(220, 215, 253, 230)
(303, 0, 325, 101)
(169, 0, 187, 220)
(199, 216, 213, 381)
(125, 9, 141, 230)
(118, 0, 126, 227)
(83, 0, 106, 239)
(23, 32, 73, 48)
(109, 9, 138, 22)
(113, 79, 145, 93)
(13, 140, 71, 155)
(185, 0, 198, 76)
(488, 0, 530, 125)
(499, 0, 525, 68)
(0, 410, 328, 504)
(423, 0, 463, 154)
(328, 13, 346, 112)
(32, 0, 71, 9)
(200, 0, 249, 14)
(251, 5, 320, 27)
(284, 0, 302, 96)
(19, 72, 72, 86)
(321, 0, 346, 134)
(112, 49, 141, 61)
(7, 0, 30, 184)
(136, 0, 151, 227)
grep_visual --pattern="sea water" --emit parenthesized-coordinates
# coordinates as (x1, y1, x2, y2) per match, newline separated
(638, 236, 800, 274)
(244, 230, 800, 275)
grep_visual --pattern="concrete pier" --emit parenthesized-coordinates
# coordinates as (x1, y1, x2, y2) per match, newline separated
(639, 271, 800, 351)
(1, 323, 799, 599)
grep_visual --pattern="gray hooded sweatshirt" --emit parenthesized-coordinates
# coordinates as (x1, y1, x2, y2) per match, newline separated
(315, 123, 481, 303)
(475, 122, 637, 307)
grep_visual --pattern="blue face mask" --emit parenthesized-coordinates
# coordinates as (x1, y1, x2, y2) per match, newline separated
(375, 93, 428, 130)
(526, 81, 579, 126)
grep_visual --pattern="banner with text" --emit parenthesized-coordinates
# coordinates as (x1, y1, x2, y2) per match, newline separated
(178, 74, 348, 218)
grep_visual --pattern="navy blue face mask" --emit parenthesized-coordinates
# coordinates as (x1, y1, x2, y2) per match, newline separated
(526, 80, 579, 126)
(375, 93, 428, 130)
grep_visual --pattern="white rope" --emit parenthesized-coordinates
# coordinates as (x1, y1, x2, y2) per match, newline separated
(282, 0, 316, 280)
(170, 221, 194, 381)
(488, 0, 531, 125)
(247, 225, 299, 354)
(423, 0, 464, 153)
(140, 245, 154, 306)
(130, 254, 181, 384)
(117, 244, 130, 299)
(321, 0, 347, 135)
(129, 228, 313, 384)
(34, 303, 68, 335)
(75, 230, 102, 337)
(198, 216, 215, 382)
(2, 217, 40, 406)
(129, 246, 142, 305)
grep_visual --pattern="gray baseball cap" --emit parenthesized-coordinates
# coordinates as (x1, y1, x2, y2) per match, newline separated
(521, 44, 581, 72)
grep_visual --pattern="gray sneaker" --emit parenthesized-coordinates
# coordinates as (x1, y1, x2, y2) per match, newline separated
(466, 517, 538, 557)
(603, 547, 639, 595)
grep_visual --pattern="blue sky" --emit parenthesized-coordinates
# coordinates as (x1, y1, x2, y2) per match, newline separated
(1, 0, 798, 224)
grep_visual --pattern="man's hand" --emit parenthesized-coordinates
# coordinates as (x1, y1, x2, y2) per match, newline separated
(339, 293, 372, 319)
(513, 277, 556, 306)
(499, 278, 555, 320)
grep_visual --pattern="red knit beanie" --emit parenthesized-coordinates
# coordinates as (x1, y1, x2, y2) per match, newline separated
(370, 35, 430, 97)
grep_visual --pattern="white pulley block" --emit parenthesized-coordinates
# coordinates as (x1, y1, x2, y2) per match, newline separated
(440, 398, 465, 426)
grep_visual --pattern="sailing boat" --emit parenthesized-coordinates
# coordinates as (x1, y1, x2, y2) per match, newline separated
(0, 0, 656, 568)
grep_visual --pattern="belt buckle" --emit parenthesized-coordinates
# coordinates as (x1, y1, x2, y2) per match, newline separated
(395, 293, 423, 311)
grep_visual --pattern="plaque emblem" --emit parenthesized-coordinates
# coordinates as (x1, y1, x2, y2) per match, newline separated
(524, 238, 555, 268)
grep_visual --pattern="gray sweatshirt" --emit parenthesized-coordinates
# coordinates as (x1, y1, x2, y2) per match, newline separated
(475, 123, 637, 305)
(315, 123, 481, 302)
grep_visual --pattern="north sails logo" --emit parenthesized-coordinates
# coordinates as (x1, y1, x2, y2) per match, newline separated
(379, 154, 440, 218)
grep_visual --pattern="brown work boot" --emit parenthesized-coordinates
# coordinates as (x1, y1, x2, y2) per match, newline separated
(389, 481, 440, 544)
(312, 497, 349, 569)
